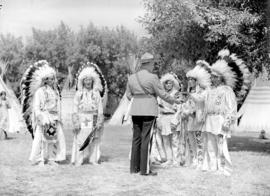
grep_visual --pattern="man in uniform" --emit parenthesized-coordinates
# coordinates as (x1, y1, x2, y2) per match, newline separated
(126, 53, 181, 176)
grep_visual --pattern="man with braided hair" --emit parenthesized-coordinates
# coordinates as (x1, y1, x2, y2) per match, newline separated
(171, 60, 211, 168)
(22, 60, 66, 166)
(71, 63, 107, 166)
(190, 50, 250, 175)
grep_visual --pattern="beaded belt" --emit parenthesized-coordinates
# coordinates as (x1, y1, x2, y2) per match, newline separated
(207, 111, 224, 115)
(133, 94, 154, 98)
(79, 111, 97, 114)
(49, 111, 58, 115)
(161, 112, 175, 115)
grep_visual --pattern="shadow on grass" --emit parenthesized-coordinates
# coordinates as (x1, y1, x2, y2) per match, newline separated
(4, 136, 16, 140)
(229, 135, 270, 154)
(100, 155, 110, 163)
(57, 154, 111, 165)
(0, 136, 16, 141)
(57, 154, 72, 165)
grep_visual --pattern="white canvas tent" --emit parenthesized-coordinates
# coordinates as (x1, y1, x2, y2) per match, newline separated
(108, 54, 139, 126)
(0, 62, 26, 133)
(238, 75, 270, 133)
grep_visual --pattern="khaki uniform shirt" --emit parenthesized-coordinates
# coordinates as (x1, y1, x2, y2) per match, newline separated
(126, 69, 175, 116)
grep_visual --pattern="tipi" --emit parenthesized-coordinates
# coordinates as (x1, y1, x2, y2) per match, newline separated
(0, 61, 26, 133)
(238, 68, 270, 134)
(109, 54, 140, 126)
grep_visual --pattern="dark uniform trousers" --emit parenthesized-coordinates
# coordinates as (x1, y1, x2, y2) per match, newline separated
(126, 69, 175, 174)
(130, 116, 155, 175)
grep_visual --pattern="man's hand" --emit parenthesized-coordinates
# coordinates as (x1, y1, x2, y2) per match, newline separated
(73, 128, 80, 134)
(174, 92, 181, 99)
(175, 99, 183, 104)
(96, 122, 103, 130)
(36, 114, 44, 126)
(170, 123, 177, 131)
(222, 124, 230, 133)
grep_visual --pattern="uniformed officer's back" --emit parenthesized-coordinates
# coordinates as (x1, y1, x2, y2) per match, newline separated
(127, 69, 173, 116)
(128, 69, 157, 95)
(126, 52, 179, 176)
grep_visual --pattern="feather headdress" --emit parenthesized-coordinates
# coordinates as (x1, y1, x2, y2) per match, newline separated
(186, 60, 212, 88)
(75, 62, 108, 109)
(160, 72, 180, 90)
(211, 49, 250, 97)
(20, 60, 58, 139)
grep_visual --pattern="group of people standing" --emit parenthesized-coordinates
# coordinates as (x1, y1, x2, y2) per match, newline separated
(2, 49, 249, 178)
(125, 50, 250, 176)
(20, 60, 107, 166)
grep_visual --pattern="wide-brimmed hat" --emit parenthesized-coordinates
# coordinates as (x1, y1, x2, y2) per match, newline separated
(140, 52, 155, 65)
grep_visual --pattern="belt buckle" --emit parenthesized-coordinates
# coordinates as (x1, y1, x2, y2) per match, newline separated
(49, 111, 58, 115)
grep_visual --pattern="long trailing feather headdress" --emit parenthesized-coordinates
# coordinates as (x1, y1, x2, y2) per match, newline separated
(211, 49, 250, 98)
(20, 60, 58, 139)
(75, 62, 108, 109)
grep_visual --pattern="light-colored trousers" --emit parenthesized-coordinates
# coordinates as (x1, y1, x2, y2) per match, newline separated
(202, 132, 232, 173)
(151, 130, 180, 163)
(185, 131, 196, 166)
(185, 131, 203, 167)
(171, 131, 180, 163)
(71, 129, 103, 165)
(29, 124, 66, 163)
(151, 130, 166, 162)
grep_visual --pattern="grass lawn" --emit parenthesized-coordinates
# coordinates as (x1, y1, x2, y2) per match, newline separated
(0, 124, 270, 196)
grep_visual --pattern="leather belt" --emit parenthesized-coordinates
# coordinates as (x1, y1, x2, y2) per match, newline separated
(161, 112, 175, 115)
(207, 111, 224, 115)
(49, 111, 58, 115)
(133, 94, 154, 98)
(79, 111, 97, 114)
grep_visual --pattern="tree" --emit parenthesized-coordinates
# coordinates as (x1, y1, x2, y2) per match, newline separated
(1, 22, 139, 102)
(0, 34, 24, 95)
(73, 23, 138, 98)
(24, 21, 74, 73)
(139, 0, 269, 75)
(194, 0, 269, 71)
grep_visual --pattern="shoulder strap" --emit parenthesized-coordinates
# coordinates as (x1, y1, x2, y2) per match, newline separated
(135, 72, 151, 96)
